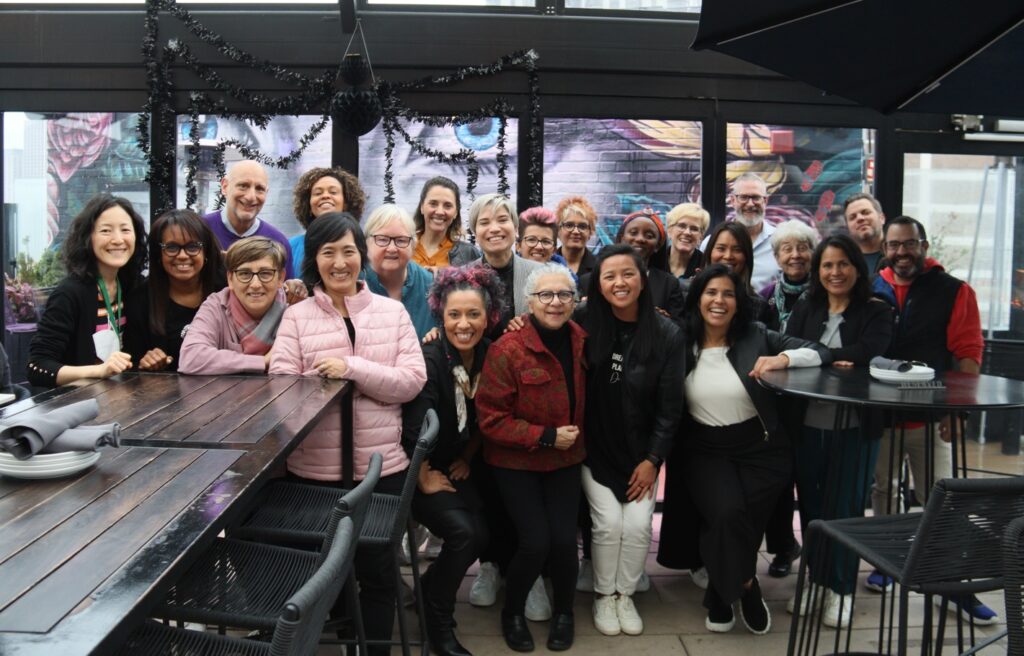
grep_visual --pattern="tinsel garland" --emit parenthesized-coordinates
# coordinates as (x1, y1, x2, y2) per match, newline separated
(139, 0, 542, 214)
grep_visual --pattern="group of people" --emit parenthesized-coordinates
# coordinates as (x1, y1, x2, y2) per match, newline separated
(25, 161, 993, 655)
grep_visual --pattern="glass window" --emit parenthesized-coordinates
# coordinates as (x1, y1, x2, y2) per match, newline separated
(367, 1, 534, 5)
(358, 116, 519, 228)
(566, 0, 701, 11)
(544, 118, 702, 246)
(175, 114, 332, 240)
(724, 122, 874, 238)
(903, 153, 1020, 336)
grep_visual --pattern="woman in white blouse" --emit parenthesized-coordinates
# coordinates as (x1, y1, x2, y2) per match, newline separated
(658, 263, 829, 636)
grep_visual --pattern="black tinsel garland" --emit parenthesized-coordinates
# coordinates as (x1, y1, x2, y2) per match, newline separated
(140, 0, 542, 214)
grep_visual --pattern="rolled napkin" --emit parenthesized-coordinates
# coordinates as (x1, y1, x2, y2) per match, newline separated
(870, 356, 912, 372)
(41, 424, 121, 454)
(0, 399, 101, 460)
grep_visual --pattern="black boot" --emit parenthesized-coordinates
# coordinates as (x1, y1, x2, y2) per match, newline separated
(501, 614, 534, 652)
(546, 613, 574, 651)
(428, 628, 472, 656)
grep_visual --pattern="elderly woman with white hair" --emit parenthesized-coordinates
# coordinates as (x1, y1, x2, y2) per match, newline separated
(476, 263, 587, 653)
(468, 193, 544, 337)
(362, 203, 436, 339)
(666, 202, 710, 281)
(759, 220, 820, 333)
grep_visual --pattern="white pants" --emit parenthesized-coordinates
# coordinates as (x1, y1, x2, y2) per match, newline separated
(582, 465, 657, 596)
(871, 424, 952, 516)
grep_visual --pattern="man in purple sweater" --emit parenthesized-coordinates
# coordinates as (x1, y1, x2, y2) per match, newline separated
(203, 160, 293, 275)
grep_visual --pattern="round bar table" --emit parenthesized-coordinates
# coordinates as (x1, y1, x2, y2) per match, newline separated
(758, 367, 1024, 656)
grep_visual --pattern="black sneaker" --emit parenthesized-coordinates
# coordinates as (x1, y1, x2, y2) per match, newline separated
(739, 577, 771, 635)
(705, 591, 735, 633)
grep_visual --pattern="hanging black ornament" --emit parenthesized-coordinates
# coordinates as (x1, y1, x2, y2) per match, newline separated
(334, 88, 382, 137)
(340, 54, 372, 87)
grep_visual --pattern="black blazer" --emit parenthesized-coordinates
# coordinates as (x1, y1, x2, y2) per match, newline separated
(27, 275, 112, 388)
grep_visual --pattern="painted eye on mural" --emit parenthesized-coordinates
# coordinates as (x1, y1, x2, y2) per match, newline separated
(178, 116, 221, 141)
(454, 118, 501, 151)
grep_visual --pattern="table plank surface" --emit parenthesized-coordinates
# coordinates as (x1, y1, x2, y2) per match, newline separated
(0, 373, 349, 655)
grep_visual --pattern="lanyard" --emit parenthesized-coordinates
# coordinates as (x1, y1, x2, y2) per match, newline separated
(97, 279, 122, 345)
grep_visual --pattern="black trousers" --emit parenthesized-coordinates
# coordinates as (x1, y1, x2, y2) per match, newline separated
(493, 464, 581, 617)
(764, 470, 799, 555)
(412, 484, 488, 634)
(474, 457, 516, 573)
(683, 419, 791, 606)
(288, 469, 404, 656)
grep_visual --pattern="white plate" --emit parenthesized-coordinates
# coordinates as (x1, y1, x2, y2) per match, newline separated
(870, 366, 935, 384)
(0, 451, 101, 479)
(0, 450, 95, 465)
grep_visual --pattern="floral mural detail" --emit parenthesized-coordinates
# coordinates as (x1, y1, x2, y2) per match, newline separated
(43, 113, 149, 247)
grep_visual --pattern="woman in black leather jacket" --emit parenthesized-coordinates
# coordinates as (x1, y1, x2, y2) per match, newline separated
(577, 244, 685, 638)
(657, 264, 829, 636)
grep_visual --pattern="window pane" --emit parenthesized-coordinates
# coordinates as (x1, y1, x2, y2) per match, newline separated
(175, 114, 331, 239)
(903, 153, 1021, 336)
(566, 0, 701, 11)
(544, 118, 702, 246)
(3, 111, 148, 381)
(367, 1, 534, 6)
(358, 117, 519, 226)
(725, 122, 874, 237)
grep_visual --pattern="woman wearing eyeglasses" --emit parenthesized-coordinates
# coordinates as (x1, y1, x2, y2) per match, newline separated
(517, 207, 568, 267)
(362, 204, 435, 339)
(178, 237, 287, 375)
(125, 209, 226, 372)
(555, 196, 598, 278)
(666, 203, 709, 282)
(476, 263, 587, 653)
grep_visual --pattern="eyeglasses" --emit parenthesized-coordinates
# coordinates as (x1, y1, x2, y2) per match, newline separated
(559, 222, 590, 233)
(670, 223, 703, 234)
(530, 290, 576, 304)
(734, 194, 766, 204)
(521, 236, 555, 248)
(233, 268, 279, 283)
(371, 235, 413, 249)
(161, 241, 203, 256)
(884, 239, 923, 252)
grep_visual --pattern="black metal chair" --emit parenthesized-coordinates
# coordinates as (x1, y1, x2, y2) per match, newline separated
(150, 452, 382, 635)
(1004, 517, 1024, 656)
(790, 477, 1024, 656)
(117, 514, 360, 655)
(230, 408, 440, 656)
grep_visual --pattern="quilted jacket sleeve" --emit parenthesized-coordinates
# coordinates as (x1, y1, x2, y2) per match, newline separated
(344, 308, 427, 404)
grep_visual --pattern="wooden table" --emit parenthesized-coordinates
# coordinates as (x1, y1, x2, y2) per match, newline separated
(0, 373, 349, 655)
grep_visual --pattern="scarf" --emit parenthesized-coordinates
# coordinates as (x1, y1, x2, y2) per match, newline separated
(772, 275, 809, 331)
(453, 364, 481, 433)
(227, 288, 287, 355)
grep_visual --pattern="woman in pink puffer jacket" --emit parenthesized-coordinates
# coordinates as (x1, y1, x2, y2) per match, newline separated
(269, 212, 426, 655)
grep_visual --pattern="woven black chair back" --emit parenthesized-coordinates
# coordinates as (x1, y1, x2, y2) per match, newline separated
(386, 408, 439, 545)
(1005, 516, 1024, 656)
(903, 477, 1024, 590)
(320, 452, 382, 559)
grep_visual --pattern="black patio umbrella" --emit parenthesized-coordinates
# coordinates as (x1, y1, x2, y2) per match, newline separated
(692, 1, 1024, 117)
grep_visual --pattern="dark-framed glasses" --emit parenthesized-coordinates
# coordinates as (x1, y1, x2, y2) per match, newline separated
(530, 290, 576, 304)
(233, 268, 279, 283)
(883, 239, 923, 252)
(559, 222, 590, 233)
(522, 236, 555, 248)
(735, 194, 766, 204)
(371, 235, 413, 249)
(161, 241, 203, 256)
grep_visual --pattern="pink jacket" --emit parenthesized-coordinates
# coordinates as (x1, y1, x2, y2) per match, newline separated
(271, 284, 426, 481)
(179, 288, 267, 375)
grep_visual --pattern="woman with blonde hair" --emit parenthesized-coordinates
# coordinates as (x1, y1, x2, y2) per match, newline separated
(555, 196, 598, 277)
(665, 202, 709, 281)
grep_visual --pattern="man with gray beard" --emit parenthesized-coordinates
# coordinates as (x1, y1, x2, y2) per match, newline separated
(729, 173, 779, 291)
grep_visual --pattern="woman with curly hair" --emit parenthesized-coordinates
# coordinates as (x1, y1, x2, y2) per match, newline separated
(411, 176, 480, 274)
(402, 264, 504, 656)
(288, 166, 366, 277)
(28, 193, 148, 387)
(555, 196, 598, 277)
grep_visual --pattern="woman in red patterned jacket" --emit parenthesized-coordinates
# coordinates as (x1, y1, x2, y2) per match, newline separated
(476, 262, 586, 654)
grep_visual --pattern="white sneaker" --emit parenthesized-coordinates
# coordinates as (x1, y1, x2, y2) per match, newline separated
(822, 590, 853, 628)
(635, 571, 651, 593)
(401, 523, 428, 565)
(525, 577, 552, 621)
(422, 531, 443, 560)
(616, 594, 644, 635)
(690, 566, 709, 590)
(576, 558, 594, 593)
(786, 580, 812, 616)
(593, 595, 621, 636)
(469, 561, 500, 607)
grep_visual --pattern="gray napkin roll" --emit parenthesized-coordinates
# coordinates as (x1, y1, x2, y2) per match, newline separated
(40, 423, 121, 454)
(870, 356, 909, 371)
(0, 399, 101, 460)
